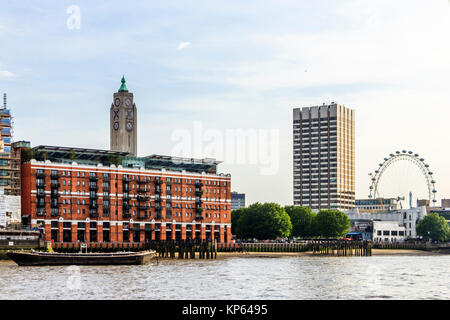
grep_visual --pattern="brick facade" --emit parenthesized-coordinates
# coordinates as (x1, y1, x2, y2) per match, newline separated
(22, 160, 232, 243)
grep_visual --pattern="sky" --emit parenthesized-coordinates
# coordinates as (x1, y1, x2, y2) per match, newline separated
(1, 0, 450, 207)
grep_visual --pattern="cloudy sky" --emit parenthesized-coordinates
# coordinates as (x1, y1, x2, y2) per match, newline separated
(1, 0, 450, 207)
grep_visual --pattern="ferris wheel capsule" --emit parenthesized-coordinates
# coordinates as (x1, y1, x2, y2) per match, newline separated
(390, 153, 394, 157)
(419, 158, 424, 161)
(414, 154, 419, 157)
(396, 151, 400, 154)
(402, 150, 407, 153)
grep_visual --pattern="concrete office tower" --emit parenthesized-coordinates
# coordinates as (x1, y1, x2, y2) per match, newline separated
(293, 102, 355, 211)
(110, 76, 137, 156)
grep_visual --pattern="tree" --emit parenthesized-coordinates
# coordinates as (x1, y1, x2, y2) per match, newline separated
(69, 150, 76, 161)
(284, 205, 316, 238)
(417, 213, 450, 242)
(231, 208, 246, 237)
(106, 154, 122, 166)
(20, 148, 35, 163)
(314, 209, 350, 238)
(236, 203, 292, 240)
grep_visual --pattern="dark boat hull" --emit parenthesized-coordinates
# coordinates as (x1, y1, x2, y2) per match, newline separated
(7, 250, 156, 266)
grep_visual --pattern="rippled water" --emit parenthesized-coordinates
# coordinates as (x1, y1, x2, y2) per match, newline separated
(0, 254, 449, 300)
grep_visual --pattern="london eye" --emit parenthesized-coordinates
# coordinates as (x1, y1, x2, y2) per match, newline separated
(368, 150, 437, 205)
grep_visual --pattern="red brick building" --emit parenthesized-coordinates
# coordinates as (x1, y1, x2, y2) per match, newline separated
(21, 146, 232, 243)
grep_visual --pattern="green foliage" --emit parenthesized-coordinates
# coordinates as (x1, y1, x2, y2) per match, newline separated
(20, 148, 35, 163)
(435, 211, 450, 220)
(231, 204, 352, 240)
(314, 209, 350, 238)
(234, 203, 292, 240)
(107, 155, 122, 166)
(417, 213, 450, 242)
(69, 150, 76, 161)
(285, 205, 316, 238)
(231, 208, 246, 236)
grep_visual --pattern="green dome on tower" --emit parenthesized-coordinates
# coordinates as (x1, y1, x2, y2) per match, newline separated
(118, 75, 128, 92)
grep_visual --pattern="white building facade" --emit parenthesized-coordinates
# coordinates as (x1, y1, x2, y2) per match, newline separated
(372, 221, 406, 242)
(346, 206, 427, 240)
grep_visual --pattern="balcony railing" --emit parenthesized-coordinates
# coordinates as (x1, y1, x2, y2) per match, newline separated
(123, 212, 131, 219)
(196, 207, 203, 214)
(36, 202, 45, 208)
(137, 213, 149, 220)
(36, 209, 46, 216)
(89, 184, 98, 191)
(50, 191, 60, 198)
(90, 210, 99, 218)
(36, 172, 46, 178)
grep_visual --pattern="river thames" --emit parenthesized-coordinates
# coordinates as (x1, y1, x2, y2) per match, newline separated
(1, 253, 449, 300)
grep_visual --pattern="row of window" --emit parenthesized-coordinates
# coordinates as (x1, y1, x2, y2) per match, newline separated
(37, 169, 228, 186)
(47, 208, 228, 217)
(376, 230, 405, 236)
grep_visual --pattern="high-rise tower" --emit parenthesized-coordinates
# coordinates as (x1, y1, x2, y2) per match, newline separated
(0, 93, 21, 195)
(110, 76, 137, 156)
(293, 102, 355, 211)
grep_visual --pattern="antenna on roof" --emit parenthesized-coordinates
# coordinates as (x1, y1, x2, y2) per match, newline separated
(2, 93, 6, 109)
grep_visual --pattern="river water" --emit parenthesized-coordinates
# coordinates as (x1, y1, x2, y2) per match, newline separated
(0, 253, 449, 300)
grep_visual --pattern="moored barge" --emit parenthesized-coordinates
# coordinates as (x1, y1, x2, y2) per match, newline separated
(7, 250, 156, 266)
